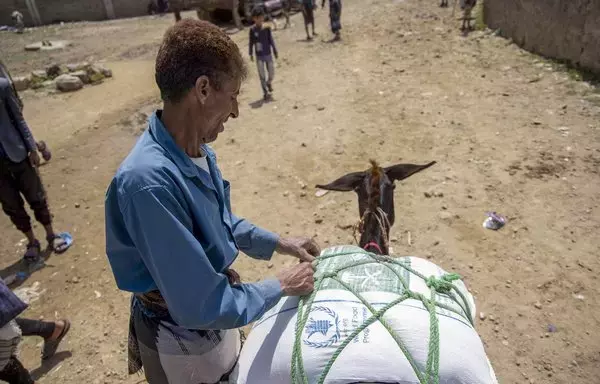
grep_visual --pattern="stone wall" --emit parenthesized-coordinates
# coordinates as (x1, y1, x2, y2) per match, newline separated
(0, 0, 150, 26)
(484, 0, 600, 74)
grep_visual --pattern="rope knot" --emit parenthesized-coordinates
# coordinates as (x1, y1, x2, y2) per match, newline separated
(426, 273, 461, 294)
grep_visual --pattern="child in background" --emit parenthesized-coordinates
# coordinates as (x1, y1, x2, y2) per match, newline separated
(300, 0, 318, 40)
(249, 8, 279, 101)
(322, 0, 342, 41)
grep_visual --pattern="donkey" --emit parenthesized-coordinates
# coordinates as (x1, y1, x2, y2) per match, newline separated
(316, 160, 436, 255)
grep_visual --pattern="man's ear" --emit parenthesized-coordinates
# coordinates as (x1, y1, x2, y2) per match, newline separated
(195, 76, 211, 104)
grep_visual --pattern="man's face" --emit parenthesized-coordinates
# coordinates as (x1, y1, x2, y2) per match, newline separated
(253, 15, 264, 27)
(192, 76, 241, 144)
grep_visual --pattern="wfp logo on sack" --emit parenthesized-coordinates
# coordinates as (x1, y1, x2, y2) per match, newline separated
(303, 306, 341, 348)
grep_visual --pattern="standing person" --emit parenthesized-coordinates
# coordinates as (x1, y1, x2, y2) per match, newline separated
(299, 0, 317, 40)
(0, 278, 70, 384)
(322, 0, 342, 41)
(105, 19, 319, 384)
(0, 78, 71, 263)
(249, 7, 278, 101)
(11, 12, 24, 34)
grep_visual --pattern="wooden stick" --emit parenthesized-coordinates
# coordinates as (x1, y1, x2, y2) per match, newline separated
(407, 231, 412, 246)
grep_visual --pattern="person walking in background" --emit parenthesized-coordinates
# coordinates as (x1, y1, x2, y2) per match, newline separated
(0, 278, 70, 384)
(11, 12, 24, 34)
(249, 7, 278, 101)
(322, 0, 342, 41)
(299, 0, 318, 40)
(0, 77, 71, 263)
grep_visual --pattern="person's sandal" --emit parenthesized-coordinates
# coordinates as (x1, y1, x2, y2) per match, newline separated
(47, 233, 72, 254)
(23, 240, 41, 263)
(42, 319, 71, 360)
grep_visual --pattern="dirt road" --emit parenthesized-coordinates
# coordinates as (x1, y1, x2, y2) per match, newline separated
(1, 0, 599, 383)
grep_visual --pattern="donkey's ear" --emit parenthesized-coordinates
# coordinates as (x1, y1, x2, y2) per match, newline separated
(385, 161, 436, 182)
(316, 171, 365, 192)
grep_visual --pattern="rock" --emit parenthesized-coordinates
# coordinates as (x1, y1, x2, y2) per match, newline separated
(86, 65, 106, 83)
(71, 70, 91, 84)
(534, 301, 542, 309)
(31, 70, 47, 82)
(479, 312, 486, 320)
(66, 62, 90, 72)
(438, 211, 453, 221)
(97, 65, 113, 78)
(71, 276, 80, 284)
(424, 191, 433, 198)
(315, 189, 329, 198)
(282, 191, 289, 197)
(317, 106, 325, 111)
(41, 80, 55, 88)
(56, 75, 83, 92)
(267, 263, 274, 269)
(299, 191, 307, 197)
(74, 202, 81, 208)
(12, 76, 31, 91)
(315, 218, 323, 224)
(45, 64, 63, 78)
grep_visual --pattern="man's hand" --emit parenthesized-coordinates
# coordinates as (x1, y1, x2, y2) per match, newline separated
(29, 151, 40, 167)
(276, 262, 315, 296)
(250, 55, 254, 62)
(225, 268, 241, 285)
(276, 237, 320, 262)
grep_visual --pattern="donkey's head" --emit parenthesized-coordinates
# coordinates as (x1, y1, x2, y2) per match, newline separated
(316, 160, 436, 255)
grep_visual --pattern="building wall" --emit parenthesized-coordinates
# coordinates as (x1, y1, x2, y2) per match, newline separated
(484, 0, 600, 74)
(0, 0, 153, 27)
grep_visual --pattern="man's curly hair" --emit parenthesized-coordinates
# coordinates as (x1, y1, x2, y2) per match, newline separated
(155, 19, 247, 102)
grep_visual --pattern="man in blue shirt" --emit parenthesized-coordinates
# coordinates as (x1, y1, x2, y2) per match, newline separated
(105, 19, 319, 384)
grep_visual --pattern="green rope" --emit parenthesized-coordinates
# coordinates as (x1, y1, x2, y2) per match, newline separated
(291, 249, 472, 384)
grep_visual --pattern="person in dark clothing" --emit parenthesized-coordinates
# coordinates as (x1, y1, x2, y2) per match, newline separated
(299, 0, 318, 40)
(322, 0, 342, 41)
(0, 278, 70, 384)
(0, 78, 70, 262)
(249, 8, 279, 101)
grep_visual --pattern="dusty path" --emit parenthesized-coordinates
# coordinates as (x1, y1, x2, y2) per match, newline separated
(1, 1, 599, 383)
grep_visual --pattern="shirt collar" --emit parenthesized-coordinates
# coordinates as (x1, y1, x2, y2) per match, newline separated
(148, 110, 217, 184)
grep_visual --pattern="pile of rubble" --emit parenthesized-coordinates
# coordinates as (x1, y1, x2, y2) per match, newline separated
(12, 62, 113, 93)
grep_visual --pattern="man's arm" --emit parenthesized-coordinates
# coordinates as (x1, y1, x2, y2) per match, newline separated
(231, 213, 279, 260)
(0, 80, 36, 152)
(121, 186, 282, 330)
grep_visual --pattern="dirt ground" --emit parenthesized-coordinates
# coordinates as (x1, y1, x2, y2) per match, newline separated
(1, 0, 599, 383)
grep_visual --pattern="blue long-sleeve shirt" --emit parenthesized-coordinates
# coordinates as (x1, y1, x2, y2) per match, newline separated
(249, 25, 278, 60)
(105, 111, 283, 330)
(0, 78, 36, 162)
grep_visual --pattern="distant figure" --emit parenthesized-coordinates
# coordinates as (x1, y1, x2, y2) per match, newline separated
(11, 11, 24, 34)
(322, 0, 342, 41)
(460, 0, 477, 30)
(299, 0, 318, 40)
(0, 77, 71, 262)
(249, 8, 278, 101)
